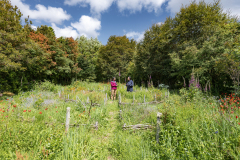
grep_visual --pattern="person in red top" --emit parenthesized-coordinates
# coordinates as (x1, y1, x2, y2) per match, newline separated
(111, 77, 117, 100)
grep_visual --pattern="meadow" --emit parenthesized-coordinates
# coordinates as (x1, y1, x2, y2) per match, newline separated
(0, 81, 240, 159)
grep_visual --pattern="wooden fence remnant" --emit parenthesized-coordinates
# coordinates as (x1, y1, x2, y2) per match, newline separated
(123, 124, 153, 130)
(156, 112, 162, 143)
(119, 94, 121, 104)
(119, 110, 122, 120)
(65, 107, 70, 132)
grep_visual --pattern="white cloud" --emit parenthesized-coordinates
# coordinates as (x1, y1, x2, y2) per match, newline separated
(10, 0, 71, 24)
(166, 0, 240, 17)
(71, 15, 101, 38)
(64, 0, 114, 17)
(117, 0, 166, 13)
(156, 22, 164, 26)
(126, 31, 144, 42)
(31, 25, 37, 31)
(64, 0, 166, 15)
(51, 23, 79, 39)
(52, 15, 101, 39)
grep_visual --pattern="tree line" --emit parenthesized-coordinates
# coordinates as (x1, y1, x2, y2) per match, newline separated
(1, 0, 240, 94)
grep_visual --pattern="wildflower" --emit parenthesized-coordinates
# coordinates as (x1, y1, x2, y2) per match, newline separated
(215, 131, 218, 134)
(6, 116, 8, 118)
(45, 108, 48, 110)
(236, 116, 238, 119)
(231, 111, 234, 114)
(56, 111, 58, 113)
(39, 112, 42, 114)
(55, 107, 57, 108)
(239, 123, 240, 125)
(23, 110, 26, 112)
(6, 99, 9, 100)
(28, 110, 31, 112)
(12, 110, 14, 112)
(13, 105, 16, 108)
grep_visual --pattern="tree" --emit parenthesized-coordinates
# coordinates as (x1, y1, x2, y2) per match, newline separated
(97, 36, 136, 81)
(135, 22, 173, 86)
(76, 36, 102, 81)
(169, 0, 238, 92)
(0, 0, 29, 72)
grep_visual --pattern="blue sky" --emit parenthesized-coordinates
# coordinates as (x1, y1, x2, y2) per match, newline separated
(10, 0, 240, 45)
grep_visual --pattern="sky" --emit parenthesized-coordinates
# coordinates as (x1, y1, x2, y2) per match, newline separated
(10, 0, 240, 45)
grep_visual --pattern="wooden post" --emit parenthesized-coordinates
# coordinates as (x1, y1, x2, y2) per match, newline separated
(156, 112, 162, 143)
(119, 110, 122, 120)
(68, 94, 69, 100)
(95, 121, 98, 130)
(88, 100, 92, 117)
(65, 107, 70, 132)
(119, 94, 121, 104)
(144, 95, 145, 103)
(87, 97, 89, 103)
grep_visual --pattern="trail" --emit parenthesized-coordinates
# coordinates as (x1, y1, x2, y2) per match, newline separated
(98, 100, 119, 160)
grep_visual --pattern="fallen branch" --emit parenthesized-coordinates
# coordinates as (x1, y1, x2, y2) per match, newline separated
(119, 101, 163, 106)
(45, 122, 99, 130)
(65, 99, 77, 103)
(123, 124, 153, 130)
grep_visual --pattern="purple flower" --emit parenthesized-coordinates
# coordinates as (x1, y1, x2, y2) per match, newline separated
(150, 75, 151, 79)
(119, 71, 121, 76)
(205, 85, 207, 92)
(189, 74, 195, 87)
(196, 81, 200, 89)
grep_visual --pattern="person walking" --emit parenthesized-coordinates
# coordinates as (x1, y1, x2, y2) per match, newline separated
(111, 77, 117, 100)
(126, 77, 134, 92)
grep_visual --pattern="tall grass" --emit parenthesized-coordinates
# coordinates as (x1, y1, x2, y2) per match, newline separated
(0, 81, 239, 159)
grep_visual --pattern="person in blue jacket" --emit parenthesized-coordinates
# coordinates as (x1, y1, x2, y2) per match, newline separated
(126, 77, 134, 92)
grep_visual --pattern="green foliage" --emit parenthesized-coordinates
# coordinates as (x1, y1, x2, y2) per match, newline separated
(0, 81, 240, 159)
(97, 35, 136, 81)
(76, 36, 102, 81)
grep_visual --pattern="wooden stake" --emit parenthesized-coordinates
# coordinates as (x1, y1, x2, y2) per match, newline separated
(156, 112, 162, 143)
(65, 107, 70, 132)
(119, 94, 121, 104)
(119, 110, 122, 120)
